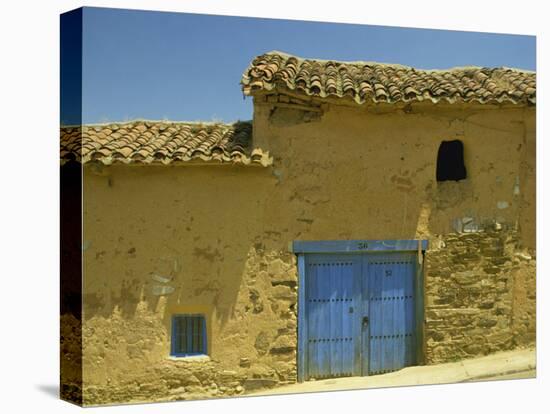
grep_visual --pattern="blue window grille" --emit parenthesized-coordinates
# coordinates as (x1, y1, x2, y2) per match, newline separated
(171, 314, 207, 356)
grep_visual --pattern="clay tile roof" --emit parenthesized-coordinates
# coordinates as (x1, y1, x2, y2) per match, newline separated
(241, 51, 536, 106)
(60, 120, 272, 167)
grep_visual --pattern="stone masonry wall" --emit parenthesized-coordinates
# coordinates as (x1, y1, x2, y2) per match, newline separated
(424, 228, 536, 364)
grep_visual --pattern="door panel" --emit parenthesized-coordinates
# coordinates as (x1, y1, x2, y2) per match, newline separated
(303, 251, 417, 380)
(305, 254, 361, 379)
(364, 252, 417, 375)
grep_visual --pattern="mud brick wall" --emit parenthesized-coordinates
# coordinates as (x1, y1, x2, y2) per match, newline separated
(80, 246, 298, 406)
(424, 229, 536, 364)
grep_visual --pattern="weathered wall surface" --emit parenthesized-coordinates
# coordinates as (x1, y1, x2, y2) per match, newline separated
(253, 97, 536, 366)
(82, 166, 299, 405)
(424, 229, 536, 364)
(253, 97, 535, 248)
(80, 99, 535, 405)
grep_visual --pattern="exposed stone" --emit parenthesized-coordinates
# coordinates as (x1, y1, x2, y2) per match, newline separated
(248, 363, 277, 379)
(185, 385, 206, 395)
(495, 304, 511, 315)
(477, 317, 498, 328)
(243, 378, 278, 391)
(483, 266, 500, 274)
(452, 271, 478, 285)
(430, 331, 445, 341)
(254, 331, 271, 356)
(479, 299, 495, 309)
(483, 246, 504, 257)
(515, 252, 532, 261)
(267, 259, 288, 276)
(271, 285, 296, 301)
(464, 344, 483, 355)
(425, 230, 535, 365)
(180, 374, 201, 387)
(220, 370, 237, 380)
(496, 281, 507, 293)
(168, 386, 186, 396)
(270, 335, 295, 354)
(248, 288, 264, 314)
(239, 357, 251, 368)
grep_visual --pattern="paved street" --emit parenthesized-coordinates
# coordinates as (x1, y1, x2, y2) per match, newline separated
(250, 347, 536, 396)
(466, 369, 535, 382)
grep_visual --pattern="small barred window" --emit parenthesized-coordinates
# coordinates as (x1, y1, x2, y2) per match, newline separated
(171, 314, 207, 356)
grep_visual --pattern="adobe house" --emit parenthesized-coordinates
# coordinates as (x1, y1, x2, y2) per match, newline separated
(60, 51, 536, 406)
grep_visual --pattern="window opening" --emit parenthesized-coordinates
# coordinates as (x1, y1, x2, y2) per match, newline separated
(436, 140, 466, 181)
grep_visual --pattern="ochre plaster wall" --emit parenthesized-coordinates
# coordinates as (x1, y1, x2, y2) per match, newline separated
(79, 100, 535, 405)
(253, 100, 535, 247)
(81, 165, 299, 404)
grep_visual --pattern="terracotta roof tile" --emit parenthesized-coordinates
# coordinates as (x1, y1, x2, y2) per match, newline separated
(241, 51, 536, 105)
(60, 120, 272, 167)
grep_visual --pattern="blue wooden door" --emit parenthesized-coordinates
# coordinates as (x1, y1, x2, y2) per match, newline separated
(302, 251, 417, 380)
(362, 252, 417, 375)
(304, 254, 362, 379)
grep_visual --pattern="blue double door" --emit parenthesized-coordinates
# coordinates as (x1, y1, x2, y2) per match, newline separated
(303, 252, 418, 380)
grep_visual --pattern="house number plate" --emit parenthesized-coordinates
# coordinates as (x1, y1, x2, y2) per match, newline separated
(357, 242, 369, 249)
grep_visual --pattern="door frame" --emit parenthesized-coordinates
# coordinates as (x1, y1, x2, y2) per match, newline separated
(292, 239, 428, 382)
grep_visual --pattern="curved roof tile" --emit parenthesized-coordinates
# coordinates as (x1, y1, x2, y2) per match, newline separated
(60, 120, 272, 167)
(241, 51, 536, 105)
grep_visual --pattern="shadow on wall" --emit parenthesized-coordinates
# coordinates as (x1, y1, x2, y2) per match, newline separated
(78, 141, 531, 325)
(79, 165, 486, 325)
(81, 232, 259, 331)
(81, 165, 274, 331)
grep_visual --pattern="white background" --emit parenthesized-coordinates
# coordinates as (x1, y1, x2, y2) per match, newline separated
(0, 0, 547, 412)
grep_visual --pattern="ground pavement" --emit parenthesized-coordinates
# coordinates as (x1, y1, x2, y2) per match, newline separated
(250, 347, 536, 396)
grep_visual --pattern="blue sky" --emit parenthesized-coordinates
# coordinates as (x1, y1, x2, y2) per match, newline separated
(63, 7, 536, 125)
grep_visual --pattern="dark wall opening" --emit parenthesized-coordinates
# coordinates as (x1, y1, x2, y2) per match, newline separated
(436, 140, 467, 182)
